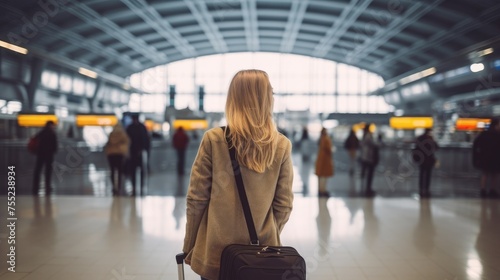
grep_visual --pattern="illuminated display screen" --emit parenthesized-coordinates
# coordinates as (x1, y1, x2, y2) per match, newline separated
(76, 114, 118, 127)
(389, 117, 433, 130)
(173, 119, 208, 130)
(455, 118, 491, 131)
(17, 114, 58, 127)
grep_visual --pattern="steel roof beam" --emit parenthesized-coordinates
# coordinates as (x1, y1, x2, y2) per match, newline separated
(348, 0, 444, 64)
(313, 0, 373, 58)
(63, 0, 166, 64)
(0, 3, 142, 73)
(184, 0, 228, 53)
(280, 0, 309, 53)
(41, 25, 142, 72)
(378, 3, 500, 70)
(120, 0, 196, 57)
(241, 0, 259, 51)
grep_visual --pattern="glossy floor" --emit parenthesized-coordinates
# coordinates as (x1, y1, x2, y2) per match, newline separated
(0, 195, 499, 280)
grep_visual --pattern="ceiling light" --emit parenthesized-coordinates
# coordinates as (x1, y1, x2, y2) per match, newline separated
(470, 63, 484, 73)
(0, 40, 28, 54)
(399, 67, 436, 85)
(477, 48, 494, 57)
(78, 67, 98, 78)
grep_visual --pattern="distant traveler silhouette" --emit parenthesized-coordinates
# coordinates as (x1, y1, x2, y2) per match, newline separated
(126, 115, 150, 196)
(300, 127, 312, 162)
(173, 126, 190, 175)
(360, 123, 378, 197)
(413, 129, 439, 198)
(32, 120, 58, 195)
(105, 123, 130, 196)
(473, 118, 500, 198)
(344, 128, 360, 176)
(183, 70, 294, 280)
(315, 127, 334, 197)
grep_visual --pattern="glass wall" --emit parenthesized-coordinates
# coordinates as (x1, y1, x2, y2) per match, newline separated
(129, 52, 391, 114)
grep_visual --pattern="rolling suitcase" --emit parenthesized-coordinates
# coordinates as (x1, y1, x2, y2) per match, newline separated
(176, 253, 185, 280)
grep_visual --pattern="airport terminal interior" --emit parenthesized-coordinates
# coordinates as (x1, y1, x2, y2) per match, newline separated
(1, 0, 500, 279)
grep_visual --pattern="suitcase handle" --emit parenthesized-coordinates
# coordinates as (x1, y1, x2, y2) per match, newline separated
(176, 253, 185, 264)
(176, 253, 186, 280)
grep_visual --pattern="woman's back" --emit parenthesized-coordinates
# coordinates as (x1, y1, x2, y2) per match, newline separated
(183, 70, 294, 280)
(183, 127, 293, 279)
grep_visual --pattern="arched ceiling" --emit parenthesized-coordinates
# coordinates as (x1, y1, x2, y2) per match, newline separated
(1, 0, 500, 80)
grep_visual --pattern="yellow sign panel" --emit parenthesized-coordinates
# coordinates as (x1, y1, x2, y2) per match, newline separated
(76, 115, 118, 127)
(352, 122, 376, 133)
(144, 120, 155, 131)
(173, 119, 208, 130)
(17, 114, 58, 127)
(390, 117, 433, 130)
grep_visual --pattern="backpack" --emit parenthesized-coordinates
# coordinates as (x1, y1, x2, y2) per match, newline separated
(28, 136, 39, 154)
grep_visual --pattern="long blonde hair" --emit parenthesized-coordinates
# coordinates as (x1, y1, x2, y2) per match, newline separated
(225, 69, 279, 173)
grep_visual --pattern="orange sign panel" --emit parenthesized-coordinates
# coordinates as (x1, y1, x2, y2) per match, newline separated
(455, 118, 490, 131)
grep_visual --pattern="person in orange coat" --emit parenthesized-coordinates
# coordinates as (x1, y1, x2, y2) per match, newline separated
(315, 127, 334, 197)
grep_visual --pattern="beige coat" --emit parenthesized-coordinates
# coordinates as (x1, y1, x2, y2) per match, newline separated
(315, 134, 334, 177)
(183, 128, 294, 280)
(105, 126, 130, 156)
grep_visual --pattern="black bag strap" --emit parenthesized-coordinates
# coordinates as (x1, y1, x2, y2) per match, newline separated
(222, 126, 259, 245)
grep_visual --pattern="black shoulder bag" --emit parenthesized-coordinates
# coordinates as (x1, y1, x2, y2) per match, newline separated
(218, 127, 306, 280)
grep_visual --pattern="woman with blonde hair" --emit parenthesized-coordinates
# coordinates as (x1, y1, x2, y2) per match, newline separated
(183, 69, 294, 280)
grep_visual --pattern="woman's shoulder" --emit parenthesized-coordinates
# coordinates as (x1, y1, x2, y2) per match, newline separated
(202, 127, 226, 142)
(277, 133, 292, 151)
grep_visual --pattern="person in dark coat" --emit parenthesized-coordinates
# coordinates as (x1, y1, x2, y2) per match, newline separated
(32, 120, 58, 195)
(126, 115, 150, 196)
(173, 126, 190, 175)
(473, 118, 500, 197)
(344, 128, 360, 176)
(360, 123, 378, 197)
(300, 127, 312, 162)
(414, 129, 439, 198)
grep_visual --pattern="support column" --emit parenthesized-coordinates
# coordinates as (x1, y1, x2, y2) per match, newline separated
(88, 79, 104, 113)
(169, 85, 176, 108)
(26, 57, 46, 111)
(334, 62, 339, 113)
(198, 85, 205, 112)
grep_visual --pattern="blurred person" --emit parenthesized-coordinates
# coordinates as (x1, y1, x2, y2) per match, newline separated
(315, 127, 334, 197)
(183, 70, 294, 280)
(360, 123, 378, 197)
(126, 114, 150, 196)
(473, 118, 500, 198)
(344, 128, 360, 176)
(300, 127, 312, 162)
(32, 121, 58, 195)
(105, 123, 130, 196)
(173, 126, 190, 175)
(413, 129, 439, 198)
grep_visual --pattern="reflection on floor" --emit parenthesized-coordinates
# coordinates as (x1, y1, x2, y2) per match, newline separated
(1, 195, 499, 279)
(7, 149, 483, 198)
(1, 142, 495, 279)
